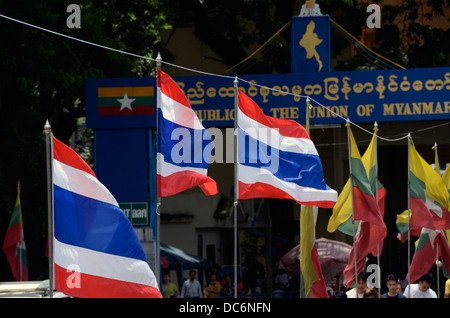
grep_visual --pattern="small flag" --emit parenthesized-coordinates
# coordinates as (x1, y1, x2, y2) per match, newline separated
(97, 86, 154, 116)
(300, 205, 329, 298)
(299, 103, 328, 298)
(156, 70, 218, 197)
(409, 140, 450, 230)
(408, 228, 439, 284)
(2, 182, 28, 281)
(396, 209, 421, 243)
(328, 132, 386, 237)
(52, 136, 161, 298)
(342, 126, 386, 288)
(237, 91, 337, 207)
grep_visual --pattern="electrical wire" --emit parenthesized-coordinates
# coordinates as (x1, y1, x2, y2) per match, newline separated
(329, 17, 405, 70)
(222, 20, 292, 75)
(331, 19, 390, 69)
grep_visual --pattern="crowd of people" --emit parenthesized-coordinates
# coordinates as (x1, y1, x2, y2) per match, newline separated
(162, 269, 243, 298)
(162, 266, 450, 298)
(161, 263, 277, 298)
(336, 271, 450, 298)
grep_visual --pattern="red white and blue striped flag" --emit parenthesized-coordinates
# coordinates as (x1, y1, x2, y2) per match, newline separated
(52, 137, 161, 298)
(156, 70, 218, 197)
(237, 91, 337, 208)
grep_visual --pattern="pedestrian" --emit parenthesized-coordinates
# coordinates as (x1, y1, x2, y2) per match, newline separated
(363, 288, 380, 298)
(220, 272, 234, 297)
(203, 272, 221, 298)
(381, 274, 405, 298)
(396, 281, 403, 295)
(180, 270, 203, 298)
(404, 274, 437, 298)
(162, 273, 179, 298)
(346, 272, 368, 298)
(445, 278, 450, 298)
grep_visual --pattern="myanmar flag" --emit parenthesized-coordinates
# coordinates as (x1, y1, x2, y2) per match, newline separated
(328, 131, 386, 237)
(396, 209, 421, 243)
(2, 183, 28, 281)
(300, 206, 328, 298)
(409, 228, 439, 284)
(443, 163, 450, 191)
(409, 140, 450, 230)
(97, 86, 154, 116)
(342, 126, 386, 288)
(440, 162, 450, 277)
(299, 108, 328, 298)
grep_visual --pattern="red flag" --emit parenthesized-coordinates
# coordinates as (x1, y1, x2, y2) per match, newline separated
(435, 231, 450, 276)
(408, 228, 438, 284)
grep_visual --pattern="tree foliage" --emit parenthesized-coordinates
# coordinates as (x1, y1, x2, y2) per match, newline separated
(161, 0, 449, 73)
(0, 0, 167, 280)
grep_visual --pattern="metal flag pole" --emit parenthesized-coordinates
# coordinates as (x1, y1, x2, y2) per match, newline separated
(346, 119, 359, 297)
(407, 134, 411, 298)
(433, 142, 440, 297)
(436, 238, 440, 297)
(17, 181, 23, 281)
(233, 76, 239, 298)
(374, 122, 381, 294)
(155, 53, 162, 287)
(44, 120, 54, 298)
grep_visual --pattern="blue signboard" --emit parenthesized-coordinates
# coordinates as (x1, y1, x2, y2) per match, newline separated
(86, 67, 450, 129)
(291, 15, 331, 73)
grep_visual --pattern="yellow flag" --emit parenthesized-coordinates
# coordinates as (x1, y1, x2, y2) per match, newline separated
(300, 205, 319, 297)
(327, 130, 377, 233)
(410, 143, 449, 210)
(443, 164, 450, 191)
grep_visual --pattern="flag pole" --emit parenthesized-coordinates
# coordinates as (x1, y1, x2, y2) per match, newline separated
(374, 122, 381, 294)
(155, 53, 162, 288)
(18, 181, 22, 282)
(44, 120, 54, 298)
(407, 133, 411, 298)
(436, 238, 440, 297)
(233, 76, 239, 298)
(433, 142, 440, 297)
(346, 119, 359, 297)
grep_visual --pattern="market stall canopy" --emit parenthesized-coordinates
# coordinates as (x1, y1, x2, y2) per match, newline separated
(160, 243, 209, 270)
(278, 237, 352, 280)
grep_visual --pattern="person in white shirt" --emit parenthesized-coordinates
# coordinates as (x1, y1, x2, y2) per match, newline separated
(346, 272, 368, 298)
(404, 274, 437, 298)
(180, 270, 203, 298)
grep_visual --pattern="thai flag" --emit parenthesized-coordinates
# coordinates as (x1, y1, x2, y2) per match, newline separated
(157, 70, 218, 197)
(52, 137, 161, 298)
(237, 91, 337, 208)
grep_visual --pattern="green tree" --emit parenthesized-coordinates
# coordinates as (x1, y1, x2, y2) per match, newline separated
(0, 0, 167, 280)
(161, 0, 449, 73)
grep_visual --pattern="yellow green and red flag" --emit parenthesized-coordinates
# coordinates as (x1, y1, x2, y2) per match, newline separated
(341, 126, 386, 288)
(97, 86, 154, 116)
(2, 182, 28, 281)
(300, 205, 328, 298)
(328, 129, 386, 236)
(408, 140, 450, 230)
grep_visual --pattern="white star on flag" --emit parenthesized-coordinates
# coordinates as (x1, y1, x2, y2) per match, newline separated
(117, 92, 135, 111)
